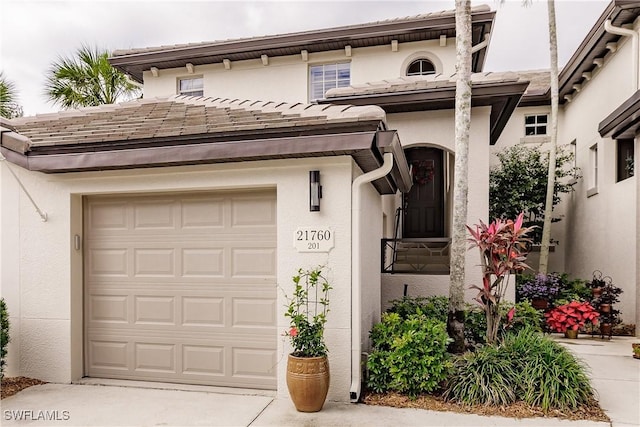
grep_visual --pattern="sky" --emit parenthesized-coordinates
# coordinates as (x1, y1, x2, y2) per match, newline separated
(0, 0, 610, 117)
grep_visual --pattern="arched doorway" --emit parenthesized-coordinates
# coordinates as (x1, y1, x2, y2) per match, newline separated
(403, 147, 446, 238)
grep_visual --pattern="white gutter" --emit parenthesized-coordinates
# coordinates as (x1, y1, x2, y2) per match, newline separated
(350, 151, 394, 402)
(604, 19, 639, 90)
(471, 33, 490, 54)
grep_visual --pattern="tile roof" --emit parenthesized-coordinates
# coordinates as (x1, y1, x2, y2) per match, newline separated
(111, 5, 491, 57)
(325, 70, 548, 99)
(4, 95, 385, 150)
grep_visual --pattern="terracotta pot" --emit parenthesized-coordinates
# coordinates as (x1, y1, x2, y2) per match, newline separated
(600, 323, 612, 336)
(592, 287, 603, 298)
(531, 298, 549, 310)
(600, 304, 611, 313)
(286, 354, 330, 412)
(564, 329, 579, 339)
(632, 343, 640, 360)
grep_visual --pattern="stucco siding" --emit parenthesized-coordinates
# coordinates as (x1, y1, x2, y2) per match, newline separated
(142, 40, 456, 102)
(1, 156, 361, 402)
(359, 172, 382, 353)
(560, 32, 636, 324)
(380, 107, 491, 307)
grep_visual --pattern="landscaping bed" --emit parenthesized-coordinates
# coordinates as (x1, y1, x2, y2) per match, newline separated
(364, 391, 609, 422)
(1, 376, 46, 399)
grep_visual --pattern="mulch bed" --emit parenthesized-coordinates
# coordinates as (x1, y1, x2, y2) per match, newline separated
(1, 377, 46, 399)
(363, 391, 610, 422)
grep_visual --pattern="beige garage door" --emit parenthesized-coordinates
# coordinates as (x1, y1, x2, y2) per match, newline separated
(84, 190, 277, 389)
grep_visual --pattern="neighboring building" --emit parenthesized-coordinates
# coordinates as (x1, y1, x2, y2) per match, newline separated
(0, 1, 638, 404)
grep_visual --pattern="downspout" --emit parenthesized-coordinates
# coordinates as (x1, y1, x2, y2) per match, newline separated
(604, 20, 639, 90)
(471, 33, 490, 54)
(350, 151, 394, 402)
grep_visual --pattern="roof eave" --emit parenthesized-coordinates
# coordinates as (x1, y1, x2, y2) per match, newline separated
(598, 89, 640, 138)
(109, 10, 496, 83)
(320, 80, 529, 144)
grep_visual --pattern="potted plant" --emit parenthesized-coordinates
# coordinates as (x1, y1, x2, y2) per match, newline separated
(633, 343, 640, 360)
(518, 273, 561, 309)
(544, 301, 600, 338)
(284, 266, 331, 412)
(588, 270, 607, 298)
(592, 281, 623, 337)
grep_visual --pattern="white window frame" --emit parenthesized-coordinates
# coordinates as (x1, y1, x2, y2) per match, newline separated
(177, 76, 204, 97)
(309, 63, 350, 102)
(524, 114, 548, 136)
(406, 59, 436, 76)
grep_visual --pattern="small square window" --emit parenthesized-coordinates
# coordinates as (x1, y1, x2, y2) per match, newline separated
(178, 77, 204, 97)
(524, 114, 548, 136)
(617, 139, 635, 182)
(309, 63, 350, 101)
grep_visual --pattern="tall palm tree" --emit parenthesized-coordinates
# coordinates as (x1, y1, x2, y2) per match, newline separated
(0, 72, 23, 118)
(448, 0, 472, 353)
(45, 45, 140, 109)
(538, 0, 559, 274)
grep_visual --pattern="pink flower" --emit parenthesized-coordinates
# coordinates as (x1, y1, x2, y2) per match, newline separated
(289, 327, 298, 337)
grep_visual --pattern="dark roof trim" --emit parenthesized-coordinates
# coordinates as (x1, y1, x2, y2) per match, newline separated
(524, 1, 640, 106)
(320, 80, 529, 144)
(1, 130, 411, 195)
(377, 130, 412, 193)
(598, 89, 640, 138)
(109, 9, 495, 83)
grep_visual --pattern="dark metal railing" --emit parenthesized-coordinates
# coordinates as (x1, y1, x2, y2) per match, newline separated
(381, 237, 451, 275)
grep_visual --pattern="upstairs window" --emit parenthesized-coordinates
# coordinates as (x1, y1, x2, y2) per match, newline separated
(406, 59, 436, 76)
(178, 77, 204, 97)
(525, 114, 548, 136)
(309, 63, 350, 101)
(617, 138, 635, 182)
(588, 143, 598, 196)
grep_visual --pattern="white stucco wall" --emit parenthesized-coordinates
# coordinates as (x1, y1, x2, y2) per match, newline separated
(0, 162, 21, 377)
(559, 28, 636, 324)
(0, 156, 372, 402)
(492, 106, 568, 274)
(359, 177, 383, 353)
(142, 40, 457, 103)
(380, 107, 491, 307)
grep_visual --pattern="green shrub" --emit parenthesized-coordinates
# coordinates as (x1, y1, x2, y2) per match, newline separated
(386, 295, 448, 322)
(464, 301, 542, 347)
(445, 328, 595, 411)
(367, 312, 452, 397)
(1, 298, 9, 379)
(502, 328, 594, 410)
(556, 274, 591, 303)
(444, 343, 519, 406)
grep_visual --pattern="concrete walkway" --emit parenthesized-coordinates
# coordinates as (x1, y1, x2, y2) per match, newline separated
(2, 336, 638, 427)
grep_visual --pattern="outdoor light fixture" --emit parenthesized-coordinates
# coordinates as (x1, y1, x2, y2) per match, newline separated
(309, 170, 322, 211)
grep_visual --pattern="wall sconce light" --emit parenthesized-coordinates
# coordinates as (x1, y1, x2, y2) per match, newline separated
(310, 170, 322, 211)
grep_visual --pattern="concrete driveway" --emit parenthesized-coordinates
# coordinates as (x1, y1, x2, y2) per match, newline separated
(2, 336, 637, 427)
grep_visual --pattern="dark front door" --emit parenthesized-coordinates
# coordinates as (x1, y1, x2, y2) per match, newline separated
(403, 147, 444, 238)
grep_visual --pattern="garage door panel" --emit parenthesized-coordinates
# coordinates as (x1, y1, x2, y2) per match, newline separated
(181, 199, 225, 229)
(85, 190, 276, 389)
(134, 343, 176, 373)
(182, 345, 225, 376)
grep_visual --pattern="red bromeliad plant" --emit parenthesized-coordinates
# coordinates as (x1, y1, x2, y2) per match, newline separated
(467, 213, 534, 344)
(545, 301, 599, 333)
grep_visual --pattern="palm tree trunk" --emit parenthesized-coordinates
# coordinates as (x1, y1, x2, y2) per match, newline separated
(448, 0, 472, 353)
(539, 0, 559, 274)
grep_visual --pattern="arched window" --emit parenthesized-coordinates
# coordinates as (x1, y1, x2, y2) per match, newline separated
(406, 59, 436, 76)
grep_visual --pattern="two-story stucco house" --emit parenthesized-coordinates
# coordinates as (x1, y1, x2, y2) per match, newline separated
(0, 1, 638, 404)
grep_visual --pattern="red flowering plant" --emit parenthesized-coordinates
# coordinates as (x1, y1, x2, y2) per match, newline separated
(284, 266, 331, 357)
(545, 301, 599, 333)
(467, 213, 534, 344)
